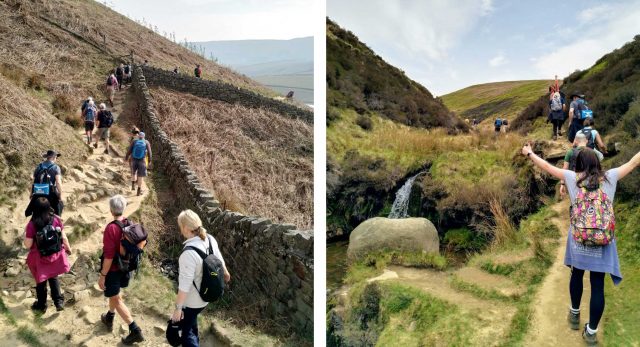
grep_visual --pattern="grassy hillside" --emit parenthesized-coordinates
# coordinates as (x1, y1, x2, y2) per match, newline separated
(442, 80, 552, 122)
(327, 18, 466, 131)
(149, 88, 313, 229)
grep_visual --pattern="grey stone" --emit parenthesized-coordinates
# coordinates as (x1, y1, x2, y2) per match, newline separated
(4, 266, 20, 277)
(73, 289, 91, 302)
(347, 217, 440, 261)
(153, 324, 166, 335)
(79, 305, 91, 317)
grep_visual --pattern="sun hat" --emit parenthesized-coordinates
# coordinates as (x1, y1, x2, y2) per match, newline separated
(165, 320, 181, 346)
(42, 150, 61, 158)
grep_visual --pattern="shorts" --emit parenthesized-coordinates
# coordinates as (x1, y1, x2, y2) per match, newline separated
(104, 271, 130, 297)
(96, 127, 110, 140)
(85, 121, 95, 132)
(131, 158, 147, 177)
(495, 127, 501, 132)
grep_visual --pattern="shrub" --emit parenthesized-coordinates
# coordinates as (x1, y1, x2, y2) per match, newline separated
(444, 227, 486, 251)
(27, 74, 45, 90)
(355, 114, 373, 131)
(64, 114, 82, 128)
(51, 94, 73, 113)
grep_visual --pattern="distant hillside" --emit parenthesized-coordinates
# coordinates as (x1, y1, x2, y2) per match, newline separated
(194, 37, 313, 105)
(514, 35, 640, 200)
(327, 18, 465, 130)
(442, 80, 552, 122)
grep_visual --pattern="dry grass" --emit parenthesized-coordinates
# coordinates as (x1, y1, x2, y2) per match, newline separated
(488, 198, 518, 248)
(151, 88, 313, 229)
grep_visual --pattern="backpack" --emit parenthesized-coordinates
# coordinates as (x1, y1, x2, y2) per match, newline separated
(132, 139, 147, 160)
(112, 220, 148, 273)
(568, 147, 582, 171)
(575, 101, 593, 120)
(183, 235, 225, 302)
(33, 162, 57, 196)
(81, 100, 89, 112)
(124, 65, 130, 74)
(570, 183, 615, 246)
(116, 67, 123, 76)
(85, 107, 96, 122)
(580, 128, 597, 149)
(106, 76, 114, 86)
(101, 110, 114, 127)
(550, 92, 563, 111)
(495, 119, 503, 127)
(35, 218, 63, 256)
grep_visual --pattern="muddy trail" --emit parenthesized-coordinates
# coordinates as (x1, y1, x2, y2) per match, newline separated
(0, 89, 224, 346)
(524, 201, 599, 347)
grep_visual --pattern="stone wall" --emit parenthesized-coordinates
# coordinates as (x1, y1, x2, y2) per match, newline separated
(140, 65, 313, 124)
(130, 66, 313, 336)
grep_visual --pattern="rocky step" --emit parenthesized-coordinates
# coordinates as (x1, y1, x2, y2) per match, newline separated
(453, 266, 526, 299)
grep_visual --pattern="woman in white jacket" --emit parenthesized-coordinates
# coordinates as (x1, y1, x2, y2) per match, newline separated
(170, 210, 231, 347)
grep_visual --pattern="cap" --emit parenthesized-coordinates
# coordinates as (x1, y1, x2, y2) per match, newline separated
(138, 131, 145, 138)
(570, 92, 585, 99)
(165, 320, 182, 346)
(43, 150, 61, 158)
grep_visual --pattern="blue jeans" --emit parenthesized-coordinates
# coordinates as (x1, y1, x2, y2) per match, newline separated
(182, 306, 205, 347)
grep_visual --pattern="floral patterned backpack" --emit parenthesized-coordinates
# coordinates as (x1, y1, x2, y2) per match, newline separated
(570, 181, 615, 246)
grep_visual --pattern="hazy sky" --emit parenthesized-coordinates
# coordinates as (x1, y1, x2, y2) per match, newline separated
(107, 0, 314, 41)
(328, 0, 640, 95)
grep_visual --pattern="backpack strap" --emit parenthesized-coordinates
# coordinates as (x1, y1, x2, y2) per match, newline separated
(184, 245, 210, 292)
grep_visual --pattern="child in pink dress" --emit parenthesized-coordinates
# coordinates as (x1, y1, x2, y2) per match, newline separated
(23, 197, 71, 312)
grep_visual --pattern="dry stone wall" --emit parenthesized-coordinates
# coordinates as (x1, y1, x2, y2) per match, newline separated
(140, 65, 313, 123)
(130, 66, 313, 336)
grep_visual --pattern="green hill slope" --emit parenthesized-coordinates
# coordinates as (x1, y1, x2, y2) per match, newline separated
(442, 80, 552, 122)
(327, 18, 466, 130)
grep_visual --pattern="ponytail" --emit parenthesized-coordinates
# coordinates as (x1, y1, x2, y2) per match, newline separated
(196, 226, 207, 241)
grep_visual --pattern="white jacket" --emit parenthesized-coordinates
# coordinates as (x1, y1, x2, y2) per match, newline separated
(178, 234, 226, 309)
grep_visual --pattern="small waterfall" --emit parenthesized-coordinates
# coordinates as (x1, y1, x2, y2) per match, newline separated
(388, 172, 422, 219)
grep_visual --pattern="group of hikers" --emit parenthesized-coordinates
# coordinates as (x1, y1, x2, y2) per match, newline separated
(171, 64, 203, 79)
(517, 82, 640, 345)
(20, 70, 230, 346)
(464, 117, 509, 133)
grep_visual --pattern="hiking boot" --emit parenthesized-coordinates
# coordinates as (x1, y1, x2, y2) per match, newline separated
(131, 182, 136, 191)
(30, 301, 47, 314)
(100, 312, 114, 330)
(93, 142, 98, 149)
(121, 328, 144, 345)
(137, 187, 142, 196)
(103, 149, 109, 155)
(582, 324, 598, 346)
(567, 310, 580, 330)
(553, 135, 557, 141)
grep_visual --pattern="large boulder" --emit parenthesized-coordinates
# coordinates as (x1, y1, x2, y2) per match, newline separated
(347, 217, 439, 261)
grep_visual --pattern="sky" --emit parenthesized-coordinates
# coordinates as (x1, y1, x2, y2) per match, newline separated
(328, 0, 640, 96)
(106, 0, 314, 41)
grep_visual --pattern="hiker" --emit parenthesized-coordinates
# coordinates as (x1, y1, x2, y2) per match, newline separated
(23, 197, 71, 313)
(95, 103, 114, 154)
(560, 132, 604, 198)
(286, 90, 294, 99)
(173, 66, 179, 74)
(81, 96, 93, 113)
(472, 118, 479, 130)
(26, 150, 64, 217)
(521, 143, 640, 345)
(194, 64, 202, 78)
(579, 117, 607, 153)
(143, 60, 149, 67)
(170, 210, 230, 347)
(567, 93, 591, 143)
(123, 63, 131, 85)
(548, 91, 566, 140)
(98, 195, 145, 344)
(82, 100, 97, 145)
(494, 118, 503, 134)
(125, 131, 152, 196)
(502, 118, 509, 133)
(106, 73, 119, 107)
(115, 64, 124, 90)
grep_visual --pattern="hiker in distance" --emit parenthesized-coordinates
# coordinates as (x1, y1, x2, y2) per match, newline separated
(82, 100, 97, 145)
(173, 66, 179, 74)
(125, 131, 152, 196)
(494, 117, 503, 135)
(23, 197, 71, 313)
(94, 103, 114, 154)
(502, 118, 509, 133)
(560, 132, 604, 198)
(521, 143, 640, 346)
(115, 63, 125, 90)
(194, 64, 202, 78)
(548, 90, 566, 140)
(26, 150, 64, 217)
(106, 73, 119, 107)
(123, 63, 132, 85)
(567, 93, 592, 143)
(170, 210, 230, 347)
(98, 195, 147, 344)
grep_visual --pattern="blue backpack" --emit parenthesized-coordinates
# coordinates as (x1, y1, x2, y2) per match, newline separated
(85, 107, 96, 122)
(495, 119, 503, 127)
(132, 139, 147, 160)
(575, 100, 593, 120)
(33, 162, 57, 196)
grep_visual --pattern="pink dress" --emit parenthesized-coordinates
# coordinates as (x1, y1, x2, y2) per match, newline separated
(25, 217, 70, 283)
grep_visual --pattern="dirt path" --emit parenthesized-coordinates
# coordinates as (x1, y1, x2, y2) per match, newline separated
(0, 88, 223, 346)
(524, 201, 598, 347)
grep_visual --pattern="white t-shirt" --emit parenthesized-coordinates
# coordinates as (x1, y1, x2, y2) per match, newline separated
(178, 234, 226, 308)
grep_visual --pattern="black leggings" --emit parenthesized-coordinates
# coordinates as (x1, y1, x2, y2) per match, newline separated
(570, 267, 605, 329)
(35, 276, 63, 307)
(551, 119, 563, 136)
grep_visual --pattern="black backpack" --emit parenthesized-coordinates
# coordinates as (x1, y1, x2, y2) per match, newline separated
(580, 128, 596, 149)
(101, 110, 114, 127)
(33, 162, 58, 197)
(568, 147, 583, 171)
(184, 236, 225, 302)
(35, 219, 62, 256)
(106, 76, 113, 86)
(112, 220, 148, 273)
(124, 65, 130, 74)
(116, 67, 123, 76)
